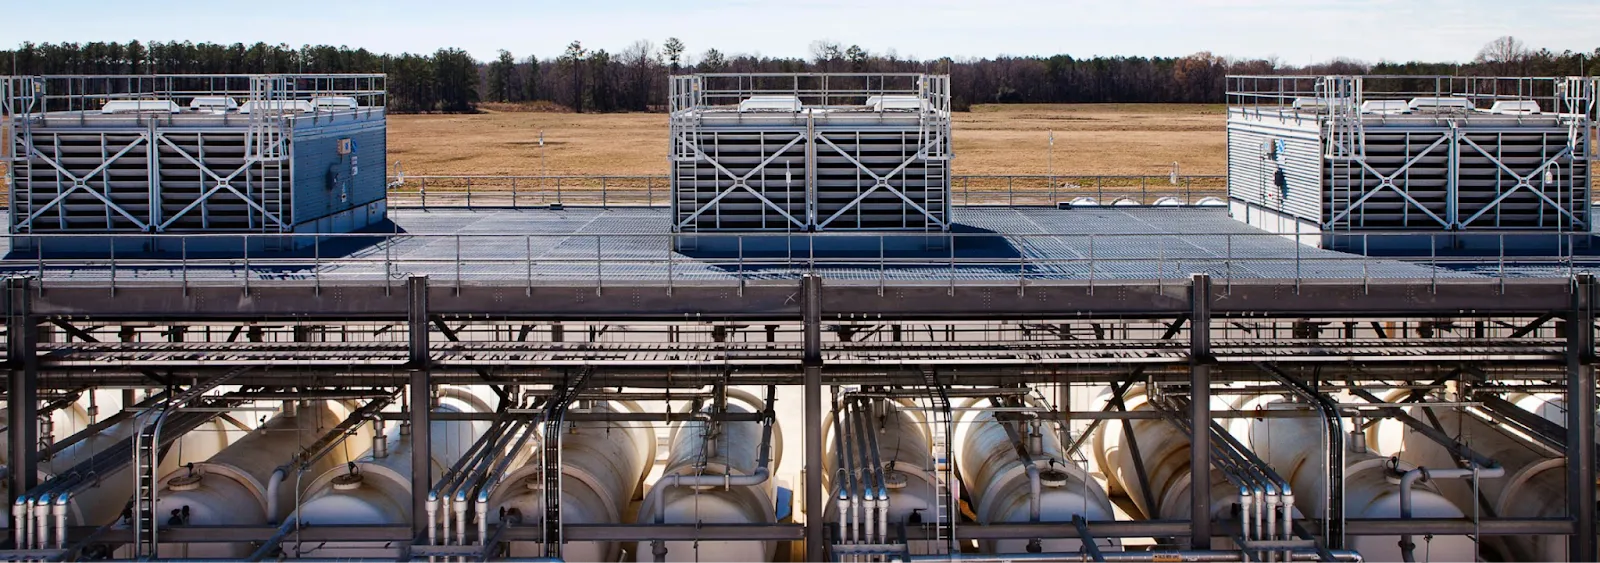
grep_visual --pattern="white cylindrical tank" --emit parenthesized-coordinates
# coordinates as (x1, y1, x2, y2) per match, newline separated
(955, 398, 1120, 555)
(636, 388, 782, 562)
(151, 400, 371, 559)
(1240, 399, 1477, 563)
(1386, 404, 1592, 562)
(3, 401, 239, 534)
(488, 400, 656, 563)
(287, 388, 492, 559)
(1092, 387, 1242, 528)
(822, 398, 942, 555)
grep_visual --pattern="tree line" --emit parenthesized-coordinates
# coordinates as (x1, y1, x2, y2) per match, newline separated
(3, 37, 1595, 114)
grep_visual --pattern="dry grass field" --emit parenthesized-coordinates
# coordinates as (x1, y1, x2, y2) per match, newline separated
(386, 103, 1227, 177)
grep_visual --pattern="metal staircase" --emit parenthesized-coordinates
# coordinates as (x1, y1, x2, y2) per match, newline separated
(919, 366, 956, 555)
(541, 368, 592, 559)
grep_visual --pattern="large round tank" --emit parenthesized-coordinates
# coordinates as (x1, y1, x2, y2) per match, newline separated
(821, 398, 942, 555)
(1093, 387, 1243, 528)
(151, 400, 371, 559)
(954, 398, 1120, 555)
(286, 388, 492, 559)
(488, 400, 656, 563)
(1385, 403, 1593, 562)
(636, 388, 782, 562)
(3, 399, 238, 535)
(1241, 400, 1477, 563)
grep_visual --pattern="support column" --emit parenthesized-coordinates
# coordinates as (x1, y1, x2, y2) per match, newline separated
(6, 277, 39, 508)
(1568, 274, 1596, 561)
(801, 274, 825, 559)
(1189, 274, 1213, 550)
(407, 276, 432, 537)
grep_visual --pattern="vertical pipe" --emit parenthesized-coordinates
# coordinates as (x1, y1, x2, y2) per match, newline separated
(6, 277, 39, 508)
(408, 276, 433, 539)
(1568, 273, 1597, 561)
(803, 275, 826, 560)
(1190, 274, 1213, 549)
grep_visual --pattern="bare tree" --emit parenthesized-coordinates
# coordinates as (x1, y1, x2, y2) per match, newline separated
(809, 40, 842, 71)
(1476, 36, 1530, 74)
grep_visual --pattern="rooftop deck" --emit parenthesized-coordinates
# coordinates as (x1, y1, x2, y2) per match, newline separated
(0, 206, 1591, 284)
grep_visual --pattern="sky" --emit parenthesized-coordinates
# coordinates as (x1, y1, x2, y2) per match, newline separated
(5, 0, 1597, 64)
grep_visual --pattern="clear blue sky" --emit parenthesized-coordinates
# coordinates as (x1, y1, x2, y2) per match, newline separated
(5, 0, 1595, 64)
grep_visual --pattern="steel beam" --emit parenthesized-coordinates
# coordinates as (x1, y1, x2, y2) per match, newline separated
(1568, 273, 1597, 561)
(406, 275, 431, 538)
(1190, 274, 1213, 549)
(6, 277, 39, 508)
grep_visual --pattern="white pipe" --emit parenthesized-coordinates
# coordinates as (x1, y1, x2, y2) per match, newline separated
(33, 494, 50, 549)
(264, 466, 288, 524)
(1398, 465, 1506, 563)
(425, 497, 439, 547)
(452, 497, 468, 551)
(1026, 462, 1043, 522)
(52, 492, 68, 548)
(13, 499, 27, 549)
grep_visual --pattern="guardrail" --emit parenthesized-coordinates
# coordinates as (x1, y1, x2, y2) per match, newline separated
(0, 231, 1588, 290)
(383, 174, 1230, 208)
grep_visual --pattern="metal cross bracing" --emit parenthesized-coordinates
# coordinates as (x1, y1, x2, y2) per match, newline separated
(669, 73, 952, 234)
(4, 74, 385, 235)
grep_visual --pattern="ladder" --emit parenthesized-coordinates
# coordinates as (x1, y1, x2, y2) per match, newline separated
(131, 367, 252, 560)
(131, 417, 162, 560)
(921, 113, 948, 231)
(541, 368, 592, 559)
(1559, 77, 1595, 161)
(1319, 76, 1365, 231)
(919, 366, 955, 555)
(246, 75, 289, 162)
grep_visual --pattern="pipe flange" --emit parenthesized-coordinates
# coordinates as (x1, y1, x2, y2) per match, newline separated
(1040, 469, 1069, 488)
(167, 474, 203, 492)
(523, 476, 543, 491)
(884, 471, 909, 490)
(331, 473, 364, 491)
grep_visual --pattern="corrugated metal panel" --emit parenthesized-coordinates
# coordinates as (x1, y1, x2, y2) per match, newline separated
(1227, 117, 1323, 223)
(290, 117, 387, 229)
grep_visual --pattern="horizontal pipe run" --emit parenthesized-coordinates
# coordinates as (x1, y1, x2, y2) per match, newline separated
(909, 550, 1362, 562)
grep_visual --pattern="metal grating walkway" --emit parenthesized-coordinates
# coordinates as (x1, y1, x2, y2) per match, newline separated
(0, 207, 1590, 282)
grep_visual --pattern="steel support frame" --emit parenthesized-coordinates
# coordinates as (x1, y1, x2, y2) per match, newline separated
(6, 277, 39, 507)
(1566, 273, 1597, 561)
(406, 275, 431, 539)
(1190, 274, 1213, 548)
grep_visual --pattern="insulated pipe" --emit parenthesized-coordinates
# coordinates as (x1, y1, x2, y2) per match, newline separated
(835, 394, 860, 556)
(648, 387, 776, 549)
(1397, 465, 1506, 563)
(830, 394, 853, 561)
(855, 398, 889, 546)
(454, 417, 525, 549)
(849, 399, 878, 551)
(475, 410, 538, 558)
(430, 414, 511, 549)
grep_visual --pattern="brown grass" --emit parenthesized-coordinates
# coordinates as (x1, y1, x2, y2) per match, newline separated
(0, 105, 1225, 186)
(386, 103, 1227, 177)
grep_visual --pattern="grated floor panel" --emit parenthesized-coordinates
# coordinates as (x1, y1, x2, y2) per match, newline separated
(0, 207, 1590, 282)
